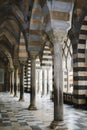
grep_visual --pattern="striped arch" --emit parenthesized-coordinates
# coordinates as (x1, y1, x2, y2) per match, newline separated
(40, 41, 53, 67)
(5, 20, 20, 40)
(0, 28, 19, 65)
(0, 28, 18, 46)
(0, 44, 13, 69)
(10, 4, 29, 47)
(11, 4, 25, 29)
(0, 3, 29, 49)
(18, 32, 28, 61)
(28, 0, 52, 55)
(73, 15, 87, 108)
(0, 25, 18, 44)
(41, 1, 51, 33)
(28, 0, 43, 52)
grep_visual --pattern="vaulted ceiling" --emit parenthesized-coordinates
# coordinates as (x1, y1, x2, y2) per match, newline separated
(0, 0, 87, 69)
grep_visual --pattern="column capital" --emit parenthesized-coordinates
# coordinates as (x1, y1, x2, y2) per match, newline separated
(9, 68, 14, 72)
(19, 60, 27, 66)
(30, 52, 37, 59)
(48, 30, 67, 44)
(14, 64, 19, 69)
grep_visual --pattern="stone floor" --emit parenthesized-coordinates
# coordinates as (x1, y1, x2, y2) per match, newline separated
(0, 92, 87, 130)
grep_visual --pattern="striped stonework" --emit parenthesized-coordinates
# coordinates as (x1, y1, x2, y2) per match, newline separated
(46, 0, 74, 31)
(27, 59, 31, 89)
(28, 0, 42, 52)
(18, 33, 28, 61)
(40, 42, 52, 67)
(40, 41, 53, 96)
(24, 58, 31, 91)
(7, 3, 29, 42)
(0, 44, 13, 69)
(42, 1, 51, 32)
(73, 15, 87, 108)
(28, 0, 74, 53)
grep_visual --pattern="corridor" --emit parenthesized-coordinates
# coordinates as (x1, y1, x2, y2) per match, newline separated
(0, 93, 87, 130)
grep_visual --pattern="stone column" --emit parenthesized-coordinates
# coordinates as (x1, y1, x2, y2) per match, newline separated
(4, 67, 9, 91)
(14, 67, 18, 97)
(47, 68, 50, 94)
(7, 68, 10, 92)
(10, 69, 14, 95)
(49, 30, 67, 130)
(28, 55, 37, 110)
(66, 69, 69, 93)
(9, 70, 12, 93)
(37, 70, 40, 93)
(41, 69, 45, 96)
(19, 63, 24, 101)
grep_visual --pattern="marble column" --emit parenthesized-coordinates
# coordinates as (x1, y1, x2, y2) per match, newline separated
(66, 69, 69, 93)
(19, 64, 24, 101)
(47, 68, 50, 94)
(41, 69, 45, 96)
(28, 55, 37, 110)
(4, 67, 9, 91)
(9, 70, 12, 93)
(49, 30, 67, 130)
(37, 70, 40, 93)
(14, 67, 18, 97)
(10, 69, 14, 95)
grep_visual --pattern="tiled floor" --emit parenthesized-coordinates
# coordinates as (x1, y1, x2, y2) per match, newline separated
(0, 92, 87, 130)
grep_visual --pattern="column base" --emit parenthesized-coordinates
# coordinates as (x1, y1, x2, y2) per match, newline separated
(28, 105, 37, 110)
(50, 120, 67, 130)
(14, 94, 18, 97)
(19, 98, 24, 102)
(10, 92, 14, 95)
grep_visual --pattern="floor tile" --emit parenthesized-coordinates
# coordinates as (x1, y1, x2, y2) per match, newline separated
(0, 92, 87, 130)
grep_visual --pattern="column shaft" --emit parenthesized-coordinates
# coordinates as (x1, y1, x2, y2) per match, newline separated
(19, 64, 24, 101)
(54, 43, 63, 121)
(28, 57, 37, 110)
(47, 69, 49, 94)
(10, 70, 14, 94)
(14, 68, 18, 97)
(50, 43, 67, 129)
(37, 70, 40, 93)
(10, 71, 12, 93)
(42, 69, 45, 96)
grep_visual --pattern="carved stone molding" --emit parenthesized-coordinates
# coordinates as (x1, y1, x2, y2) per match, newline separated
(68, 28, 79, 42)
(48, 30, 67, 44)
(9, 67, 14, 73)
(30, 51, 39, 59)
(19, 60, 27, 65)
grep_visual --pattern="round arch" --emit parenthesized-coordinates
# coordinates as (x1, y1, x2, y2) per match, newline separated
(0, 44, 13, 69)
(0, 3, 29, 51)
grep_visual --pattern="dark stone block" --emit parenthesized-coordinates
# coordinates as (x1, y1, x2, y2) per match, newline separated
(31, 126, 41, 130)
